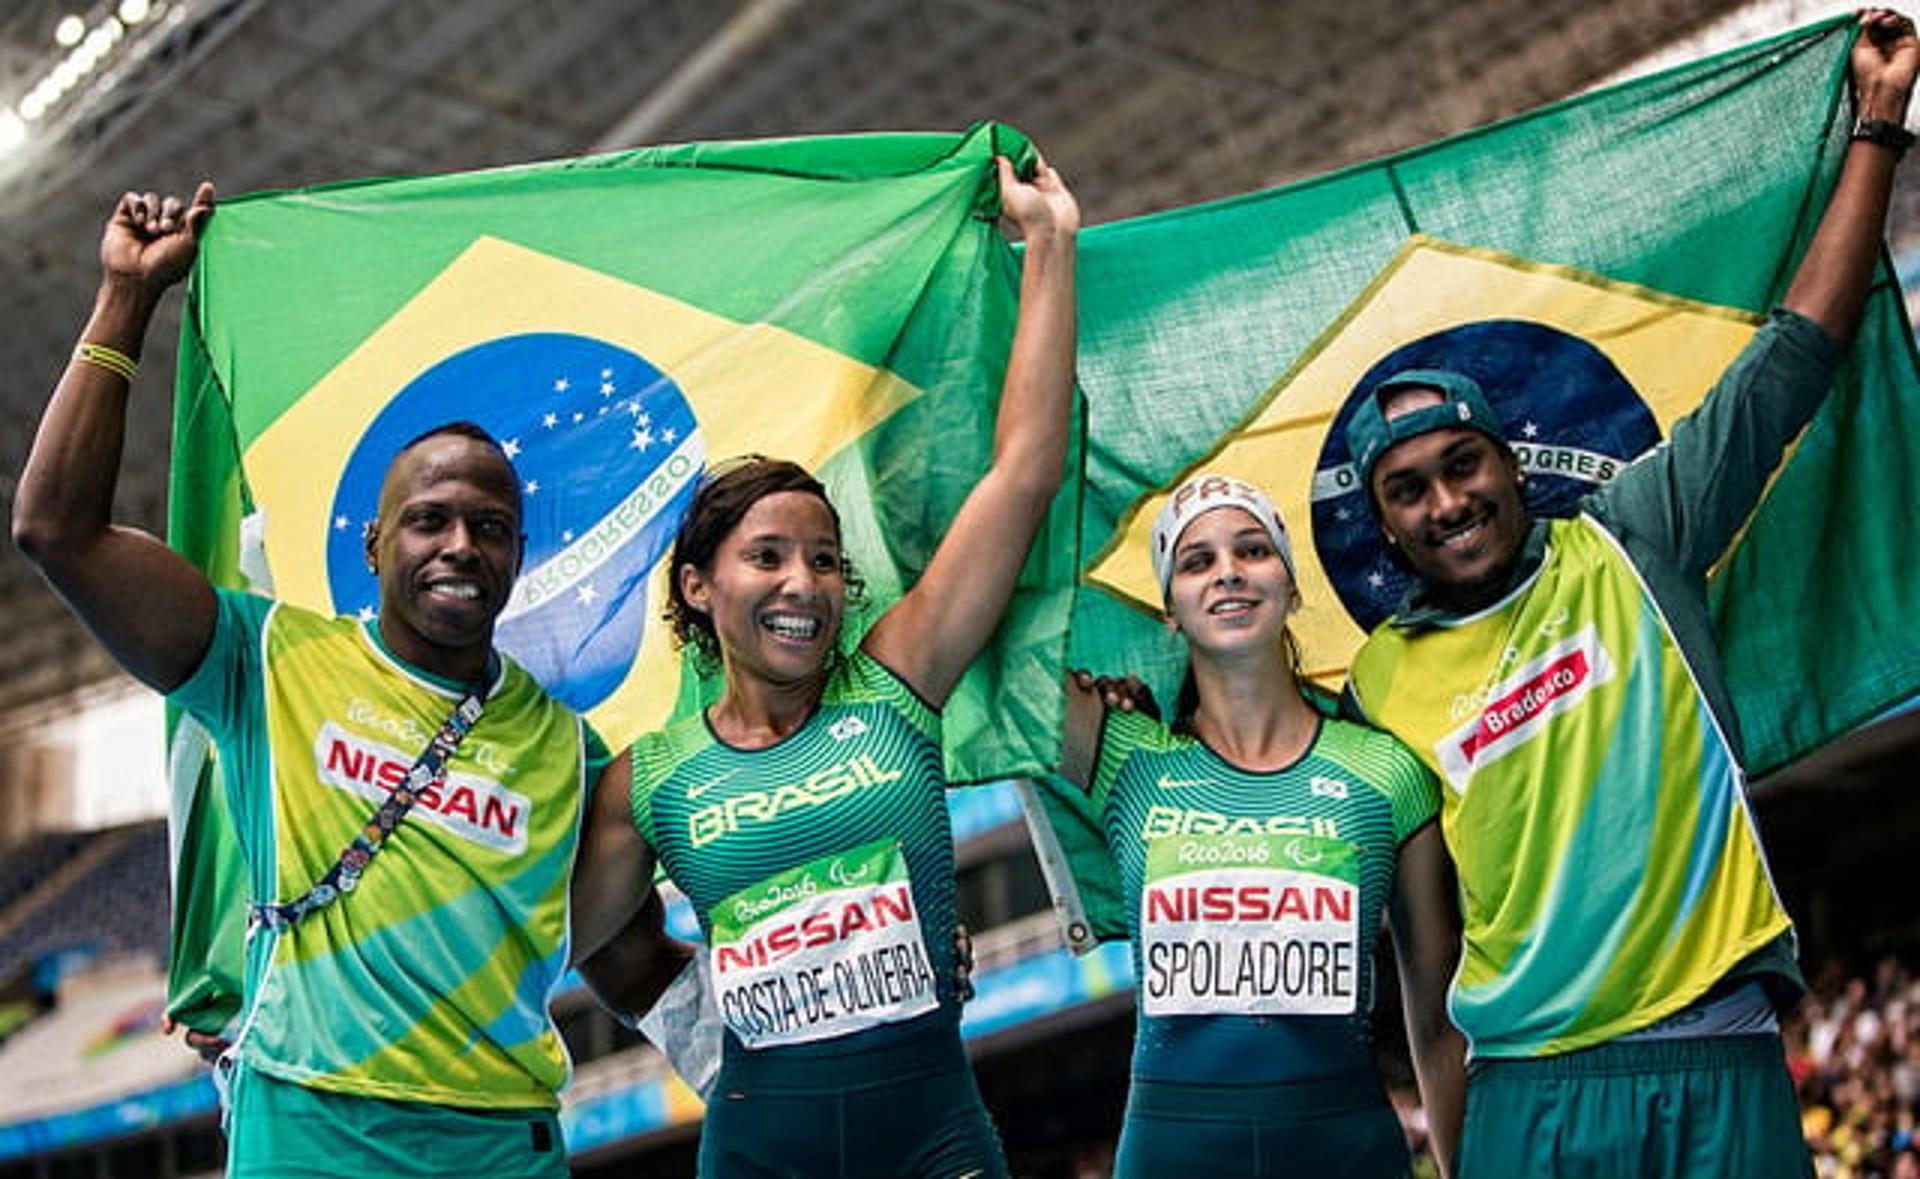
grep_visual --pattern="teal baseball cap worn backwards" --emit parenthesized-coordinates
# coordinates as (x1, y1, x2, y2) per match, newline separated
(1345, 368, 1508, 493)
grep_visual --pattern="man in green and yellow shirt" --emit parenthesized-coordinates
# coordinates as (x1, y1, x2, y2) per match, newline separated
(1341, 12, 1917, 1177)
(13, 184, 678, 1177)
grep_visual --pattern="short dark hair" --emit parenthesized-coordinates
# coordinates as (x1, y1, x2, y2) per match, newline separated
(389, 420, 521, 519)
(402, 419, 504, 452)
(664, 456, 866, 664)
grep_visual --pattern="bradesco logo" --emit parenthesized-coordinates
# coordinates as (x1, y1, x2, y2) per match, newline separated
(313, 723, 530, 854)
(689, 753, 902, 846)
(1437, 625, 1615, 792)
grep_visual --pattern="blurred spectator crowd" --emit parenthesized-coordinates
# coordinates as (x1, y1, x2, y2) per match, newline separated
(1791, 956, 1920, 1179)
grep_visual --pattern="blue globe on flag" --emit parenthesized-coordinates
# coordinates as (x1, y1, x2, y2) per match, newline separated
(326, 332, 703, 711)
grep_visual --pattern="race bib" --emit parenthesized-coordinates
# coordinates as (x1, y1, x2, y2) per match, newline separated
(1139, 833, 1360, 1017)
(708, 839, 939, 1049)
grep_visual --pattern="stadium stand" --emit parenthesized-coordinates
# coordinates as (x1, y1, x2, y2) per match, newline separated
(0, 823, 169, 991)
(0, 832, 94, 927)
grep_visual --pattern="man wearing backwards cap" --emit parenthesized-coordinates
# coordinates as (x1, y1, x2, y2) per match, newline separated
(1340, 12, 1917, 1178)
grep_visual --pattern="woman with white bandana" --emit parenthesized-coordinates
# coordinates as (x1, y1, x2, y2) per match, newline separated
(1059, 472, 1467, 1179)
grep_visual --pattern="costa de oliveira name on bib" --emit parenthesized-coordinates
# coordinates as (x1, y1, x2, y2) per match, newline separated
(708, 838, 938, 1049)
(1140, 833, 1360, 1017)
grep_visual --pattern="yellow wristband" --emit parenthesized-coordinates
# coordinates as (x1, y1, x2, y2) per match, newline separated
(74, 341, 138, 381)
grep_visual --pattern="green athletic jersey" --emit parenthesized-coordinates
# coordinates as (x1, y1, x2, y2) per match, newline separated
(631, 649, 957, 1056)
(1093, 709, 1439, 1084)
(170, 590, 603, 1109)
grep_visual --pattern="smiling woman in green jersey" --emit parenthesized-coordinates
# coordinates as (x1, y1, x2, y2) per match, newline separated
(1058, 473, 1467, 1179)
(568, 153, 1077, 1179)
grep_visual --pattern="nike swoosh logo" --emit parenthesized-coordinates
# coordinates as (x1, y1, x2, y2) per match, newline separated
(1156, 775, 1210, 790)
(687, 769, 738, 801)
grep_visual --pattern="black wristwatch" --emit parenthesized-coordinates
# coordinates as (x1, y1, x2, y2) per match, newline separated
(1850, 116, 1916, 155)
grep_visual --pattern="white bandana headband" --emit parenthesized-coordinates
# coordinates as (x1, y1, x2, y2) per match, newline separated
(1149, 473, 1295, 598)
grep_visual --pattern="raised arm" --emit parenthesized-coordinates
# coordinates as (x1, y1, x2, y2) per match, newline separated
(863, 155, 1078, 707)
(1389, 823, 1466, 1179)
(12, 184, 219, 693)
(570, 754, 659, 964)
(1783, 9, 1918, 348)
(1596, 12, 1919, 576)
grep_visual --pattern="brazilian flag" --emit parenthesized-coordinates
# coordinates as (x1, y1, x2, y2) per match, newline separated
(1037, 15, 1920, 946)
(162, 123, 1078, 1030)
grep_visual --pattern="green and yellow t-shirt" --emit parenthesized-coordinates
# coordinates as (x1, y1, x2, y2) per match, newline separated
(1349, 516, 1791, 1058)
(1347, 309, 1837, 1060)
(170, 589, 603, 1109)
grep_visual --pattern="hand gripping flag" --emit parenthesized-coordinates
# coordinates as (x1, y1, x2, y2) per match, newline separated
(1032, 16, 1920, 948)
(162, 124, 1080, 1030)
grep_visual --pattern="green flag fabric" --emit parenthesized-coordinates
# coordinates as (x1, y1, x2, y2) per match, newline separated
(161, 16, 1920, 1012)
(162, 123, 1078, 1029)
(1031, 15, 1920, 947)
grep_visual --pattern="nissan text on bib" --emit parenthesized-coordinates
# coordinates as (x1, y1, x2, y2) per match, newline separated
(1140, 832, 1359, 1017)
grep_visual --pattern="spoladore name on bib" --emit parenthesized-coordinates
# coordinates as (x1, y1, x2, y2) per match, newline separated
(1140, 833, 1360, 1017)
(708, 839, 938, 1049)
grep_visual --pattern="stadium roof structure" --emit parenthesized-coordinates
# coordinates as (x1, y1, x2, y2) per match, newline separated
(0, 0, 1908, 717)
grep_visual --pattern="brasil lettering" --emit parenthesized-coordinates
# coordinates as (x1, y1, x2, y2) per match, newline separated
(313, 722, 530, 854)
(709, 839, 937, 1049)
(1141, 804, 1339, 841)
(1437, 624, 1615, 792)
(1140, 834, 1358, 1017)
(690, 753, 902, 846)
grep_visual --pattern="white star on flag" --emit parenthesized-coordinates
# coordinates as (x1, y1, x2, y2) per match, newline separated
(334, 515, 350, 530)
(576, 583, 599, 606)
(1522, 420, 1540, 438)
(502, 438, 521, 458)
(542, 412, 558, 429)
(553, 378, 569, 393)
(525, 479, 540, 496)
(631, 428, 654, 451)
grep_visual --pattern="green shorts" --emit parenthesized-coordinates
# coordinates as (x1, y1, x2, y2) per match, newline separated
(1459, 1034, 1811, 1179)
(699, 1023, 1007, 1179)
(225, 1065, 567, 1179)
(1115, 1073, 1409, 1179)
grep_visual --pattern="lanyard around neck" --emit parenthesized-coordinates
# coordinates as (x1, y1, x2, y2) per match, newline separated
(250, 682, 487, 932)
